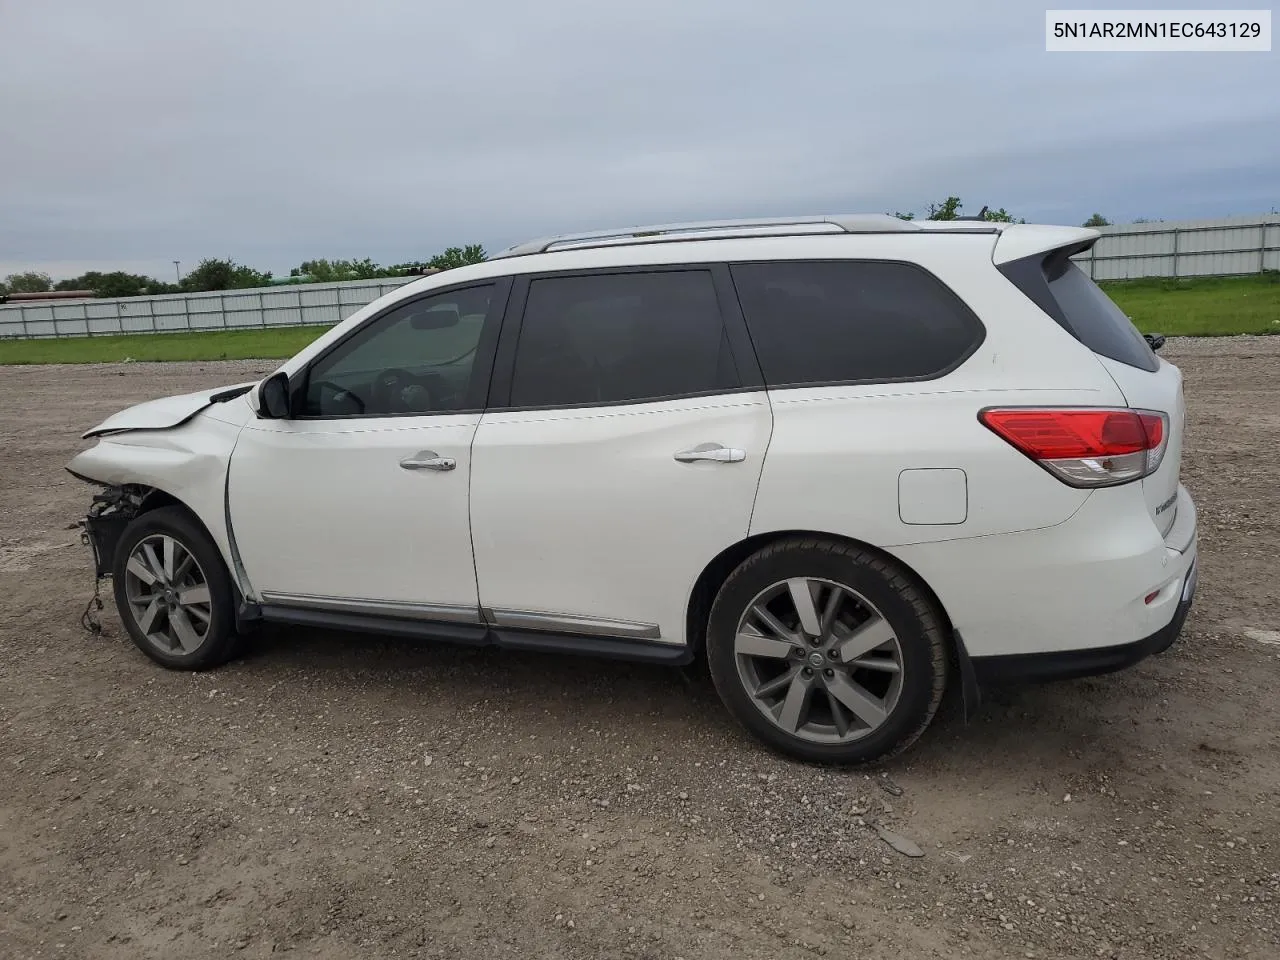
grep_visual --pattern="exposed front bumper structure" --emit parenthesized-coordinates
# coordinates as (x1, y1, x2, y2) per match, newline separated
(77, 485, 145, 579)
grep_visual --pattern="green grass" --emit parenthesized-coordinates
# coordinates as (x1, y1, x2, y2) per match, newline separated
(2, 272, 1277, 365)
(1101, 271, 1280, 337)
(0, 325, 330, 365)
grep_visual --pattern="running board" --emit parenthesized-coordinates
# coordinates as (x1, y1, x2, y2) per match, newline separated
(256, 604, 694, 666)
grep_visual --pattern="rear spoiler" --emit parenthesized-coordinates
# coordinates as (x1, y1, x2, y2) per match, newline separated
(992, 225, 1100, 265)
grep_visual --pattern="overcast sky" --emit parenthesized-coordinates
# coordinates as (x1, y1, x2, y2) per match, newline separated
(1, 0, 1276, 282)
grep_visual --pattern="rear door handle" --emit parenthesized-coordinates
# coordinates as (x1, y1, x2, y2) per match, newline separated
(673, 443, 747, 464)
(400, 450, 456, 471)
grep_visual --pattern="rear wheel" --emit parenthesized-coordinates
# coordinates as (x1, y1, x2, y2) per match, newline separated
(112, 506, 240, 670)
(706, 537, 948, 764)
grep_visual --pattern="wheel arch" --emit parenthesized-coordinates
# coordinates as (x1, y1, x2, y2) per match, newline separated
(134, 484, 215, 533)
(685, 529, 958, 657)
(111, 482, 257, 624)
(84, 481, 238, 589)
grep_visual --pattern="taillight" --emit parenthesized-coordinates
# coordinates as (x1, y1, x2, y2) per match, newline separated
(979, 407, 1169, 487)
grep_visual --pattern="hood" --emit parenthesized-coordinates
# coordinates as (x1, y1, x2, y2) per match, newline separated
(82, 382, 257, 439)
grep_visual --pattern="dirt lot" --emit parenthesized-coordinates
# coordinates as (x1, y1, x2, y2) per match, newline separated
(1, 338, 1278, 960)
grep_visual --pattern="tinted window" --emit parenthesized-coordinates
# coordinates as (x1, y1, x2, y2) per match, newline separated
(1045, 261, 1158, 372)
(729, 261, 984, 387)
(508, 271, 740, 407)
(303, 284, 495, 417)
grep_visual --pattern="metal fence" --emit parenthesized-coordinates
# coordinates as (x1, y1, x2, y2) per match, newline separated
(0, 277, 416, 341)
(1072, 213, 1280, 281)
(3, 213, 1279, 341)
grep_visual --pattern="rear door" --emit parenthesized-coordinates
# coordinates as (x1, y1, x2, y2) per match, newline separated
(468, 266, 772, 646)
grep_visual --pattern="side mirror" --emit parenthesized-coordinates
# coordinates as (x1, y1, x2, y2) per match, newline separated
(1144, 333, 1166, 352)
(258, 372, 291, 419)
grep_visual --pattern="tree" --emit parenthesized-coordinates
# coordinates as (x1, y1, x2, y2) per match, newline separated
(890, 197, 1024, 222)
(285, 249, 486, 282)
(3, 271, 52, 294)
(179, 258, 271, 292)
(1083, 213, 1111, 227)
(54, 271, 175, 298)
(291, 258, 397, 283)
(924, 197, 1023, 222)
(426, 244, 487, 270)
(926, 196, 964, 221)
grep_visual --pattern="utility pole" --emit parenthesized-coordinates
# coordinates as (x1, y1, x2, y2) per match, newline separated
(173, 260, 181, 284)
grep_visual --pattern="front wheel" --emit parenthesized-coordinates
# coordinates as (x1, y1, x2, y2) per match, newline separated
(112, 506, 240, 670)
(706, 537, 949, 764)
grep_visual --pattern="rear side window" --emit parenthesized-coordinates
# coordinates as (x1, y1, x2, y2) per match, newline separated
(998, 249, 1158, 372)
(729, 260, 984, 388)
(1045, 260, 1158, 372)
(508, 270, 740, 407)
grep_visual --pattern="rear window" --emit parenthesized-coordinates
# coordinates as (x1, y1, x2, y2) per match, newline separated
(1001, 251, 1158, 372)
(729, 260, 985, 387)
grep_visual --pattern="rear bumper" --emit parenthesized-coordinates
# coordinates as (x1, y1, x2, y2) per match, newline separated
(969, 552, 1196, 685)
(891, 481, 1198, 672)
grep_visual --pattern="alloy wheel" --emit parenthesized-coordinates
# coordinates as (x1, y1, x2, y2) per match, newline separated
(734, 578, 904, 744)
(122, 534, 213, 655)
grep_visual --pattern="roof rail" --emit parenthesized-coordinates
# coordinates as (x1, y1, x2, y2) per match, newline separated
(491, 213, 997, 259)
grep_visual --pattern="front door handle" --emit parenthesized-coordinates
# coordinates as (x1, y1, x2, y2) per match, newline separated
(673, 443, 747, 464)
(400, 450, 456, 471)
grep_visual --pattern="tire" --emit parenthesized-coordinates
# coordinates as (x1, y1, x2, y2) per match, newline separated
(705, 537, 948, 765)
(111, 505, 240, 670)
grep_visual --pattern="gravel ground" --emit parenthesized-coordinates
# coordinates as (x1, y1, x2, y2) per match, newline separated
(1, 338, 1278, 960)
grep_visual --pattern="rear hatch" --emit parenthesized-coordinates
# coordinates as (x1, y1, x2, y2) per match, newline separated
(1092, 353, 1185, 537)
(995, 233, 1185, 536)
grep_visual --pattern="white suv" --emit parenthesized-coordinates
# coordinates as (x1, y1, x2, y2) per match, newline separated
(69, 214, 1198, 764)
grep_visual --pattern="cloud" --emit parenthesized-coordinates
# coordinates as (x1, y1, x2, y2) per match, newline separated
(2, 0, 1276, 280)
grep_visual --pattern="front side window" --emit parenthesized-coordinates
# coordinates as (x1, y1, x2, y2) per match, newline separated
(303, 284, 496, 417)
(730, 260, 985, 387)
(508, 270, 740, 407)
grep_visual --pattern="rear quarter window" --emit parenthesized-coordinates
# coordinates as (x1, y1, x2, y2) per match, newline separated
(728, 260, 985, 388)
(1000, 250, 1158, 372)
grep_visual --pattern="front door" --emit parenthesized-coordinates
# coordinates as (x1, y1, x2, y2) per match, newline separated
(469, 267, 772, 645)
(228, 280, 507, 619)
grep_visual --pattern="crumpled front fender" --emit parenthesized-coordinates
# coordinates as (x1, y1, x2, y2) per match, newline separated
(67, 414, 247, 593)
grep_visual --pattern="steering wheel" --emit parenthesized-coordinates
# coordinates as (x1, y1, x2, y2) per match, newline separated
(310, 379, 365, 414)
(370, 368, 431, 414)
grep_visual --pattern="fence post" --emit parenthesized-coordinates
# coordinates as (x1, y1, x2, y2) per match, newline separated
(83, 302, 91, 337)
(1263, 222, 1270, 274)
(220, 294, 228, 330)
(1171, 227, 1180, 278)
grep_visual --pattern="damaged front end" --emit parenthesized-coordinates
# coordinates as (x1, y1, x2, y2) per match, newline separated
(74, 484, 148, 635)
(78, 484, 146, 579)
